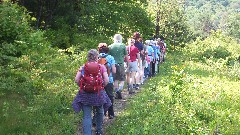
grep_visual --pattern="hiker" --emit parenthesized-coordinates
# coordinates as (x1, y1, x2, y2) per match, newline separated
(154, 40, 160, 74)
(108, 34, 129, 99)
(97, 43, 116, 119)
(162, 39, 167, 62)
(72, 49, 111, 135)
(156, 39, 162, 73)
(126, 38, 141, 94)
(149, 40, 156, 77)
(132, 32, 144, 89)
(145, 40, 154, 78)
(159, 40, 166, 63)
(139, 37, 148, 84)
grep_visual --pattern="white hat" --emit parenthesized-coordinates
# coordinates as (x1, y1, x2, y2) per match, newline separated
(149, 40, 155, 45)
(145, 40, 150, 44)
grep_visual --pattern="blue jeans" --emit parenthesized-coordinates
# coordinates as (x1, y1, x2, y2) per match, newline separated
(82, 105, 103, 135)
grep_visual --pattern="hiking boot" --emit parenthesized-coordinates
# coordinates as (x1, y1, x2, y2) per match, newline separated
(115, 91, 122, 99)
(135, 84, 140, 90)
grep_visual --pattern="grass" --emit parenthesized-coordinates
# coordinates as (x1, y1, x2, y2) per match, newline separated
(105, 50, 240, 135)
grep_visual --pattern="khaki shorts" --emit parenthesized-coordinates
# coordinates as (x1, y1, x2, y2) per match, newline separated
(126, 61, 139, 73)
(115, 63, 125, 81)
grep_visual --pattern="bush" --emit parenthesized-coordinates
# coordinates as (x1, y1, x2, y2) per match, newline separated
(202, 46, 231, 59)
(185, 31, 240, 64)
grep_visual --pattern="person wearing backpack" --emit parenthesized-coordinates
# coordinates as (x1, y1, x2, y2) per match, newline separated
(97, 43, 116, 119)
(159, 39, 166, 63)
(145, 40, 154, 78)
(72, 49, 111, 135)
(108, 34, 129, 99)
(126, 38, 141, 94)
(132, 32, 144, 89)
(139, 38, 148, 85)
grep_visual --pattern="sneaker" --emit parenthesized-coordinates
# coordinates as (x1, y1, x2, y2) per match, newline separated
(135, 84, 140, 90)
(132, 84, 136, 88)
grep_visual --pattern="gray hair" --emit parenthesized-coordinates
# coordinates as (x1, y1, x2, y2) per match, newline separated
(87, 49, 99, 62)
(113, 34, 122, 43)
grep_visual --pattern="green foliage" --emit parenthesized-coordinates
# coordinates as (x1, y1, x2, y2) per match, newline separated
(185, 0, 240, 40)
(0, 2, 31, 65)
(184, 31, 240, 81)
(185, 31, 240, 62)
(17, 0, 154, 49)
(0, 2, 30, 44)
(147, 0, 193, 49)
(0, 2, 86, 134)
(202, 46, 231, 59)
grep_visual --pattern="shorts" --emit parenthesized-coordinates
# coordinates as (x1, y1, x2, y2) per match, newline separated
(115, 63, 125, 81)
(126, 61, 139, 73)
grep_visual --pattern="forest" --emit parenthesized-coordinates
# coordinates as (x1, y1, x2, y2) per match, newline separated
(0, 0, 239, 134)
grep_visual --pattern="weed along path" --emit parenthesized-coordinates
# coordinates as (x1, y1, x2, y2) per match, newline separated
(76, 86, 144, 135)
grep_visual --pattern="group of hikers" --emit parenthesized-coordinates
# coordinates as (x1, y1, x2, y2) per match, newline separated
(72, 32, 167, 135)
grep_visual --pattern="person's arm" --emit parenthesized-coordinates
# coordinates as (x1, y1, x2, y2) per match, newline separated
(137, 53, 141, 67)
(103, 71, 109, 86)
(125, 54, 129, 67)
(123, 46, 129, 66)
(75, 66, 83, 86)
(112, 64, 116, 74)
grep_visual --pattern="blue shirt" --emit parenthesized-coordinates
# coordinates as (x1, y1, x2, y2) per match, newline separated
(134, 41, 143, 51)
(99, 53, 116, 83)
(150, 45, 158, 59)
(147, 46, 154, 61)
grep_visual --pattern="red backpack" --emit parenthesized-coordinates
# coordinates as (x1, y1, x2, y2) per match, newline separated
(79, 62, 104, 94)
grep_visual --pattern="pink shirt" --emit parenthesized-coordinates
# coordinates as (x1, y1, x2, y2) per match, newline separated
(126, 45, 139, 62)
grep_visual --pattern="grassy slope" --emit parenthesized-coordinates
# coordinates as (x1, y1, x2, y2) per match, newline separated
(105, 50, 240, 135)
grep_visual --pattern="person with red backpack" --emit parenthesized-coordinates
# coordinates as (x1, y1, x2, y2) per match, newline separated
(72, 49, 111, 135)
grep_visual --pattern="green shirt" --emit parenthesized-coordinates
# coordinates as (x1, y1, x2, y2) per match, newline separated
(108, 43, 127, 64)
